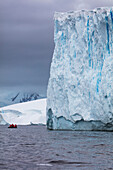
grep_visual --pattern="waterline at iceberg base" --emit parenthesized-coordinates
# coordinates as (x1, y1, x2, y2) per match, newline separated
(47, 7, 113, 131)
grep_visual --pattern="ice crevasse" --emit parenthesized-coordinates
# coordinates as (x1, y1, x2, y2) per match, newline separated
(47, 7, 113, 131)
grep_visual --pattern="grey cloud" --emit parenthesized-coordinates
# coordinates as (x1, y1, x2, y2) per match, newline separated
(0, 0, 113, 94)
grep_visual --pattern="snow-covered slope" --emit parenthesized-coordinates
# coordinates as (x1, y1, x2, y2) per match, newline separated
(0, 98, 46, 125)
(47, 7, 113, 131)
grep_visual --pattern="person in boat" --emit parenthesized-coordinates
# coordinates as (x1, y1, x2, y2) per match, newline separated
(8, 124, 17, 128)
(14, 124, 17, 128)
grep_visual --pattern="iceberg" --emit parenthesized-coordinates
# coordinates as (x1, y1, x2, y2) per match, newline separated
(47, 7, 113, 131)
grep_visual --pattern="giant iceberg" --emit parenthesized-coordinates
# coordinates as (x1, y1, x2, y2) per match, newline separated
(47, 7, 113, 131)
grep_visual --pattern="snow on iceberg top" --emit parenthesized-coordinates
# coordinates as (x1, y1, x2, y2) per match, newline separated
(54, 7, 113, 21)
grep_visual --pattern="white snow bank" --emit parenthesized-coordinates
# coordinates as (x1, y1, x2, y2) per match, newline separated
(0, 98, 47, 125)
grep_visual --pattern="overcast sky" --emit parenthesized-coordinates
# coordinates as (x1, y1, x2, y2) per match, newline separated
(0, 0, 113, 94)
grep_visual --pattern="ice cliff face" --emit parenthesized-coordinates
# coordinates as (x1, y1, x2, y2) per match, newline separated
(47, 7, 113, 131)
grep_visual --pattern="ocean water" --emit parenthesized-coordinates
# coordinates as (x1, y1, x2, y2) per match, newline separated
(0, 125, 113, 170)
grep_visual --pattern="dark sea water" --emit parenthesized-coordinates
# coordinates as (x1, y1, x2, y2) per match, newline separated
(0, 125, 113, 170)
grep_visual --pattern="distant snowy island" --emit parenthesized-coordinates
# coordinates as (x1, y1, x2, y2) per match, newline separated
(0, 99, 46, 125)
(47, 7, 113, 131)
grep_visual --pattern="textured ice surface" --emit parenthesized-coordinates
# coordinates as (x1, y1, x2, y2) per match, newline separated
(47, 7, 113, 131)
